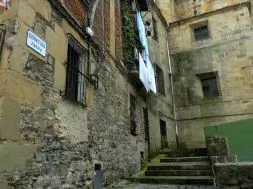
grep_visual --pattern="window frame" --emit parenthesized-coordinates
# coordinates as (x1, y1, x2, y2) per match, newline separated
(65, 34, 89, 106)
(196, 72, 221, 98)
(191, 20, 210, 42)
(155, 64, 165, 95)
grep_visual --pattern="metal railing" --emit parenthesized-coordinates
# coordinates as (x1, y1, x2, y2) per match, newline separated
(65, 34, 89, 106)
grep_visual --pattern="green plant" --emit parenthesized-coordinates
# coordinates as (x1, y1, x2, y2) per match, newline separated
(121, 2, 143, 65)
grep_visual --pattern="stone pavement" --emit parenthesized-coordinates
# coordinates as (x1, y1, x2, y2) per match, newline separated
(105, 180, 214, 189)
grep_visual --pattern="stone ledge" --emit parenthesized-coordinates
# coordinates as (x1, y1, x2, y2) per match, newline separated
(214, 163, 253, 188)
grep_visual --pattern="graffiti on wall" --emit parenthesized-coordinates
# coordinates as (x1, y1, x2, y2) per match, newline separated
(0, 0, 11, 14)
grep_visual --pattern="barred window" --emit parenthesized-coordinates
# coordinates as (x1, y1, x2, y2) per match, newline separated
(65, 35, 88, 105)
(201, 76, 220, 98)
(0, 24, 6, 58)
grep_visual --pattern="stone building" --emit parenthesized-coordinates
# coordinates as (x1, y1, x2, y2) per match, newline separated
(156, 0, 253, 149)
(0, 0, 175, 188)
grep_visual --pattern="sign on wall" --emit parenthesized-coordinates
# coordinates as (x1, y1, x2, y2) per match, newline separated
(0, 0, 11, 14)
(26, 30, 47, 57)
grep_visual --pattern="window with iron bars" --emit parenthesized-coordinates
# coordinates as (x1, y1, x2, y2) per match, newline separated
(0, 24, 6, 59)
(65, 35, 88, 105)
(201, 76, 220, 98)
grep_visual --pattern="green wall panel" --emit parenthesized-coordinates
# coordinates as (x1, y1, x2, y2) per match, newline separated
(205, 118, 253, 162)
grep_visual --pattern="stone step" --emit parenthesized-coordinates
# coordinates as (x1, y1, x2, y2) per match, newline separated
(160, 156, 209, 163)
(129, 176, 214, 185)
(163, 148, 208, 157)
(145, 170, 213, 176)
(147, 162, 211, 171)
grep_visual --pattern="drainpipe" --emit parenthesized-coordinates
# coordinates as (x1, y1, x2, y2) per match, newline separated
(166, 24, 179, 149)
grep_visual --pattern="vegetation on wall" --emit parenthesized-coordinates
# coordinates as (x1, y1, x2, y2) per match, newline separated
(121, 1, 143, 67)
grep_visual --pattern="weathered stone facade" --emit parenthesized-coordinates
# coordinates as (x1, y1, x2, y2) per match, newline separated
(0, 0, 174, 188)
(156, 0, 253, 148)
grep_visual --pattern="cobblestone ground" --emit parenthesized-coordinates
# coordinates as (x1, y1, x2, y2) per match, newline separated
(105, 180, 214, 189)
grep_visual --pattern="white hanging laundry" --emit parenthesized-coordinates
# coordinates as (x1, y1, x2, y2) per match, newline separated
(139, 53, 150, 92)
(136, 12, 149, 62)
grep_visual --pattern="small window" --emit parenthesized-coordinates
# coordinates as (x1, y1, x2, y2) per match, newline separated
(194, 25, 209, 41)
(152, 16, 158, 41)
(0, 24, 6, 58)
(65, 35, 88, 105)
(201, 76, 219, 98)
(130, 94, 137, 136)
(156, 65, 165, 95)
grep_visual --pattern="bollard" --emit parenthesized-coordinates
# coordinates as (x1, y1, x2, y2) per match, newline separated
(93, 163, 102, 189)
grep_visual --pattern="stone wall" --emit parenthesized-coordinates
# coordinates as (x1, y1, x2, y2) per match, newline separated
(0, 0, 175, 188)
(167, 3, 253, 148)
(155, 0, 253, 23)
(0, 0, 143, 188)
(144, 3, 176, 154)
(206, 136, 237, 164)
(214, 163, 253, 189)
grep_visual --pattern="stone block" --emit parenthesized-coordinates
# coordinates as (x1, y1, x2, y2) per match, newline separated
(2, 71, 42, 106)
(207, 137, 229, 156)
(211, 155, 238, 164)
(26, 0, 52, 22)
(0, 98, 20, 141)
(214, 163, 238, 186)
(9, 46, 29, 74)
(238, 163, 253, 187)
(0, 142, 35, 172)
(18, 0, 36, 26)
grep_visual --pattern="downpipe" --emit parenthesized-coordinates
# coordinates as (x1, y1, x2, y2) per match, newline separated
(166, 24, 179, 149)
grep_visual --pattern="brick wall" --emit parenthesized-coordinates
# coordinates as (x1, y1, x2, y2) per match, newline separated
(115, 0, 123, 60)
(104, 0, 110, 50)
(61, 0, 122, 60)
(63, 0, 87, 26)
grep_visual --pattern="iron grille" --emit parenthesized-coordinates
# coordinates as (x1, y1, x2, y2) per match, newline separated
(201, 76, 219, 97)
(65, 35, 88, 105)
(194, 25, 209, 41)
(0, 24, 6, 59)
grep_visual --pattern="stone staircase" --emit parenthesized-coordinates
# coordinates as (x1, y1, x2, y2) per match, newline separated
(130, 148, 214, 185)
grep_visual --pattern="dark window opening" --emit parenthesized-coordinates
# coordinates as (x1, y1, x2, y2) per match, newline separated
(130, 94, 137, 136)
(65, 35, 88, 105)
(201, 76, 219, 98)
(194, 25, 209, 41)
(140, 151, 144, 169)
(143, 107, 149, 141)
(0, 25, 6, 59)
(152, 16, 158, 41)
(160, 120, 168, 149)
(156, 65, 165, 95)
